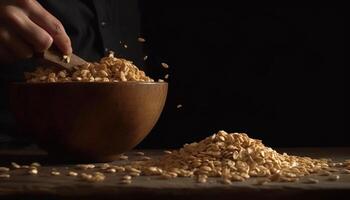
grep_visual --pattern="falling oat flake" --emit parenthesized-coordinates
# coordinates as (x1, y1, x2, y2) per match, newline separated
(138, 37, 146, 42)
(161, 62, 169, 69)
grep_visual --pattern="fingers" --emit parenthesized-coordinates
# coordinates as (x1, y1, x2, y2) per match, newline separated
(22, 0, 72, 55)
(0, 0, 72, 56)
(1, 5, 53, 53)
(0, 0, 72, 64)
(0, 26, 33, 59)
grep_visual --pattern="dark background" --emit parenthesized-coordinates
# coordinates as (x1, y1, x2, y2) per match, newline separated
(138, 6, 345, 148)
(0, 5, 345, 148)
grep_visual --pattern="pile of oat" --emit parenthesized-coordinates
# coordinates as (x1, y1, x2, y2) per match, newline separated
(130, 130, 333, 183)
(25, 52, 154, 83)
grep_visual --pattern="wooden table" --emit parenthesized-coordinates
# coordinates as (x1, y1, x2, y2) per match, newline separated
(1, 148, 350, 200)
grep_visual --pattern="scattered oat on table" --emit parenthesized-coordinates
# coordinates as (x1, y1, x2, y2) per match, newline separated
(106, 168, 116, 173)
(118, 155, 128, 160)
(163, 150, 172, 154)
(76, 164, 95, 170)
(11, 162, 21, 169)
(100, 163, 110, 170)
(0, 167, 10, 172)
(114, 166, 125, 172)
(197, 176, 207, 183)
(51, 171, 60, 176)
(122, 175, 132, 180)
(139, 156, 151, 161)
(80, 173, 92, 180)
(28, 168, 38, 175)
(80, 172, 105, 182)
(220, 178, 232, 185)
(0, 174, 10, 178)
(303, 178, 319, 184)
(68, 171, 78, 177)
(135, 152, 145, 156)
(31, 162, 41, 167)
(329, 162, 344, 167)
(254, 179, 270, 185)
(327, 175, 340, 181)
(125, 167, 141, 174)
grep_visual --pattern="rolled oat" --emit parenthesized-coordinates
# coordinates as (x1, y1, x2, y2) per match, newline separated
(25, 52, 154, 83)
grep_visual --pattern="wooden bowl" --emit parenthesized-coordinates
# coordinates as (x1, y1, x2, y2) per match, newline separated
(9, 82, 168, 162)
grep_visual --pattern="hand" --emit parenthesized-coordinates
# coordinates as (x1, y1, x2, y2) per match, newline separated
(0, 0, 72, 63)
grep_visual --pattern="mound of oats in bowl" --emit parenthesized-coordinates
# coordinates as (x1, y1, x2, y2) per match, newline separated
(25, 52, 154, 83)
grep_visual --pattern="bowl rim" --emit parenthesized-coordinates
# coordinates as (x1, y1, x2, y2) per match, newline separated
(11, 81, 168, 86)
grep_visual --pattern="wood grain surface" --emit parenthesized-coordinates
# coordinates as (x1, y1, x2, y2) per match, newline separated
(1, 148, 350, 200)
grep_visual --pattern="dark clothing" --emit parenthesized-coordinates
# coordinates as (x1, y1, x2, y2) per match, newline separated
(38, 0, 143, 64)
(0, 4, 345, 148)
